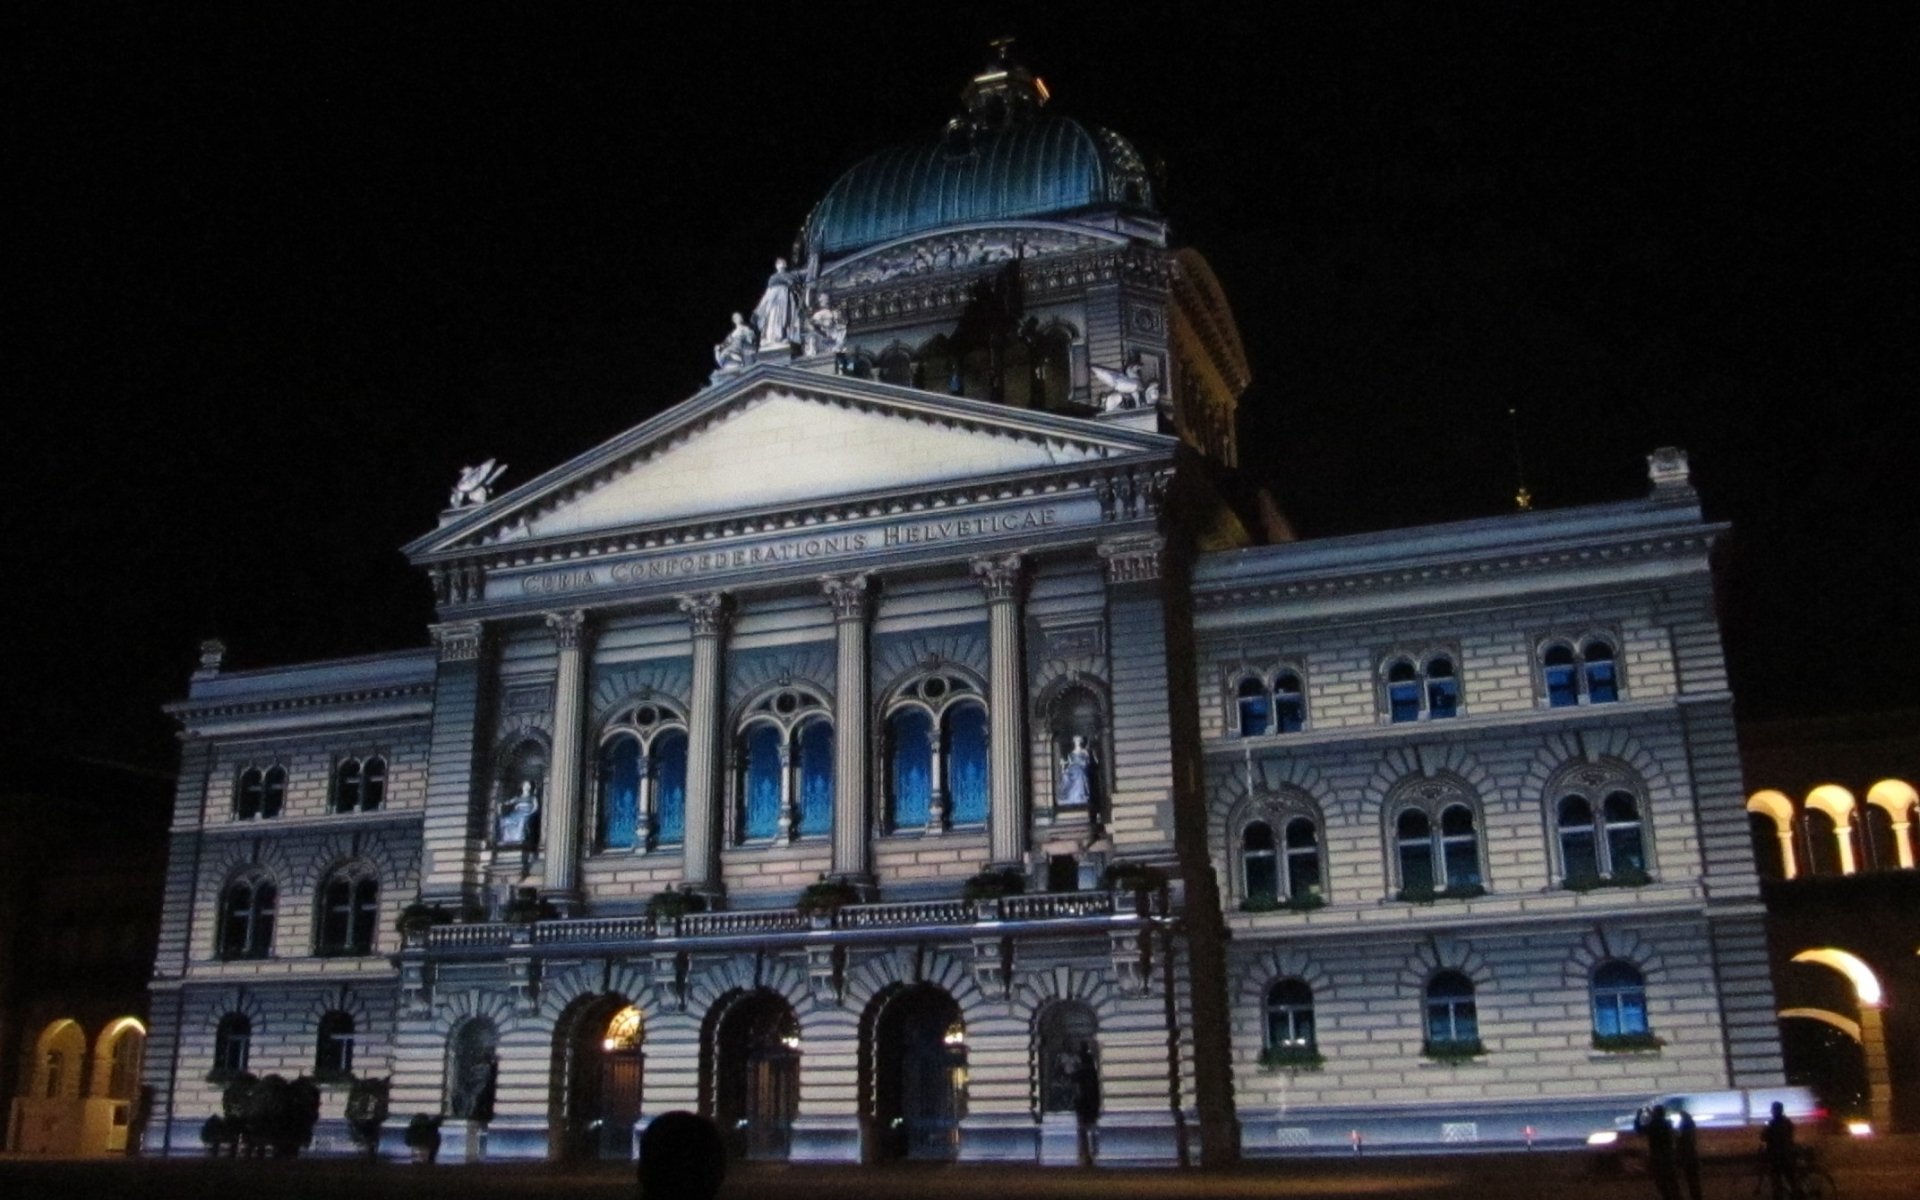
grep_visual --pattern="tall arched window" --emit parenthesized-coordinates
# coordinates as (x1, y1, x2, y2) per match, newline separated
(1396, 810, 1435, 895)
(1383, 654, 1461, 722)
(1242, 821, 1277, 899)
(1391, 781, 1486, 899)
(1558, 796, 1599, 880)
(1590, 961, 1651, 1040)
(597, 734, 642, 850)
(944, 701, 989, 825)
(1543, 644, 1579, 707)
(1803, 810, 1843, 875)
(734, 687, 833, 842)
(220, 871, 276, 959)
(1234, 670, 1307, 736)
(596, 702, 690, 851)
(1602, 792, 1646, 874)
(1425, 656, 1459, 718)
(1438, 804, 1480, 889)
(335, 756, 387, 813)
(1264, 979, 1316, 1051)
(1861, 804, 1899, 871)
(1424, 972, 1479, 1050)
(235, 765, 287, 819)
(317, 865, 379, 956)
(1538, 637, 1622, 706)
(1273, 672, 1306, 732)
(1749, 811, 1788, 880)
(1552, 769, 1653, 887)
(315, 1011, 355, 1078)
(886, 707, 935, 830)
(1386, 659, 1421, 723)
(1236, 676, 1271, 736)
(653, 730, 688, 846)
(1284, 817, 1322, 899)
(213, 1014, 252, 1077)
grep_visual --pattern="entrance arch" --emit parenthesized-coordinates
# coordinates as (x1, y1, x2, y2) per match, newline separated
(91, 1018, 146, 1153)
(708, 989, 799, 1160)
(1789, 948, 1892, 1132)
(551, 996, 643, 1160)
(865, 984, 966, 1161)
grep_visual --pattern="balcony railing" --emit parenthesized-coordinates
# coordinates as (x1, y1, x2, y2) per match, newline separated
(421, 888, 1152, 953)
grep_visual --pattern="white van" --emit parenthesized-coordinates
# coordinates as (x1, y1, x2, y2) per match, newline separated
(1587, 1087, 1826, 1167)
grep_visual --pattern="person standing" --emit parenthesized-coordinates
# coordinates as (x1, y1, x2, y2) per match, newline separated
(1070, 1047, 1101, 1167)
(1675, 1109, 1703, 1200)
(1635, 1104, 1681, 1200)
(1761, 1100, 1798, 1200)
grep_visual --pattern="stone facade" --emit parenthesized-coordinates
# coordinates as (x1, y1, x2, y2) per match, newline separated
(139, 53, 1783, 1164)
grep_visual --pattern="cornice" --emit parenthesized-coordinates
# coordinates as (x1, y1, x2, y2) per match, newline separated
(837, 243, 1171, 327)
(169, 681, 435, 730)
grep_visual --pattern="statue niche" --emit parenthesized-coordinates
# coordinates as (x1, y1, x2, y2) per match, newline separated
(495, 739, 548, 850)
(1048, 684, 1105, 819)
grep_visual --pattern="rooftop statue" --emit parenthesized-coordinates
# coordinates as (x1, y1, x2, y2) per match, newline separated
(713, 311, 757, 373)
(805, 291, 847, 357)
(752, 257, 803, 349)
(450, 459, 508, 508)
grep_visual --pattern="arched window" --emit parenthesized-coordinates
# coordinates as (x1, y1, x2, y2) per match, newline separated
(1273, 672, 1306, 733)
(213, 1014, 251, 1077)
(1543, 644, 1579, 707)
(1438, 804, 1480, 889)
(1284, 817, 1322, 900)
(236, 765, 287, 819)
(740, 723, 784, 841)
(1386, 659, 1421, 723)
(1242, 821, 1278, 899)
(335, 756, 387, 813)
(220, 872, 276, 959)
(1236, 677, 1271, 736)
(886, 707, 935, 830)
(1424, 972, 1479, 1049)
(1603, 792, 1645, 874)
(1591, 961, 1650, 1039)
(1425, 656, 1459, 718)
(796, 718, 835, 837)
(734, 687, 833, 843)
(1749, 811, 1788, 880)
(315, 1011, 355, 1078)
(1396, 809, 1435, 894)
(1265, 978, 1316, 1050)
(1558, 796, 1599, 881)
(597, 734, 642, 850)
(447, 1018, 499, 1121)
(1583, 640, 1619, 703)
(1803, 810, 1843, 875)
(878, 346, 914, 386)
(944, 701, 989, 826)
(1036, 1003, 1098, 1114)
(653, 730, 688, 846)
(317, 865, 378, 956)
(1861, 804, 1899, 871)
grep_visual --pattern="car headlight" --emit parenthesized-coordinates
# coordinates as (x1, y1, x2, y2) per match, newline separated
(1587, 1131, 1619, 1146)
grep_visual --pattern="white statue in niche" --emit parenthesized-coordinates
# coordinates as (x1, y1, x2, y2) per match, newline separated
(805, 291, 847, 356)
(752, 257, 803, 349)
(1059, 735, 1094, 808)
(497, 781, 540, 847)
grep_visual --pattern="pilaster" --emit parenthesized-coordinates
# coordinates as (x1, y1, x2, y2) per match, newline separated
(540, 610, 589, 911)
(422, 619, 491, 906)
(679, 593, 732, 897)
(972, 553, 1028, 870)
(823, 573, 874, 884)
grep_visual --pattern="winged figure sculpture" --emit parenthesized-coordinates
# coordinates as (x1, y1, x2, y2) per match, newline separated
(1091, 363, 1162, 412)
(450, 459, 508, 509)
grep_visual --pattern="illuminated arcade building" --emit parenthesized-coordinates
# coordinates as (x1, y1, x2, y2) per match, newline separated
(140, 52, 1788, 1161)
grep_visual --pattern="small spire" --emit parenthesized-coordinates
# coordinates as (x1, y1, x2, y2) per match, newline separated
(1507, 406, 1533, 512)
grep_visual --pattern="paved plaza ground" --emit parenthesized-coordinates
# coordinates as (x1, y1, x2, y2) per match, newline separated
(3, 1138, 1917, 1200)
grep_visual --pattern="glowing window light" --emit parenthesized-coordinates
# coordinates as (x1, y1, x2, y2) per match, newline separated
(1791, 949, 1884, 1007)
(602, 1004, 643, 1052)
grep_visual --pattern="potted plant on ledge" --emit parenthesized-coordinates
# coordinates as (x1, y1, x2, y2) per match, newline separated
(962, 867, 1025, 915)
(797, 879, 861, 927)
(647, 888, 707, 931)
(404, 1113, 443, 1164)
(397, 902, 452, 946)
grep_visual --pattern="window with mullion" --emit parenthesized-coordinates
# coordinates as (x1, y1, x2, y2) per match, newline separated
(796, 718, 835, 837)
(1265, 979, 1316, 1049)
(1242, 821, 1278, 898)
(1425, 972, 1478, 1045)
(1591, 962, 1649, 1037)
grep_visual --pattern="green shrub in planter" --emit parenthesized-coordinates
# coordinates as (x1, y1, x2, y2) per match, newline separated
(1239, 892, 1282, 913)
(1102, 862, 1169, 892)
(962, 869, 1026, 902)
(647, 889, 707, 920)
(798, 880, 861, 915)
(345, 1075, 391, 1160)
(396, 902, 452, 937)
(1421, 1037, 1486, 1063)
(1592, 1031, 1666, 1053)
(1259, 1044, 1326, 1071)
(502, 888, 557, 923)
(1564, 869, 1653, 893)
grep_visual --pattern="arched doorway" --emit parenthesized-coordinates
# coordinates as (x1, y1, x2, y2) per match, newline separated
(552, 997, 643, 1160)
(868, 984, 966, 1161)
(710, 990, 799, 1160)
(92, 1018, 146, 1152)
(1036, 1002, 1098, 1116)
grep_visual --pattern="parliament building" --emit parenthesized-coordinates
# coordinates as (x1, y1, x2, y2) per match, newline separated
(128, 51, 1788, 1163)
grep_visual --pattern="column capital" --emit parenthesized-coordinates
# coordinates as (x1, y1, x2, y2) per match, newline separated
(1097, 534, 1166, 586)
(543, 609, 589, 650)
(970, 553, 1026, 604)
(677, 592, 732, 638)
(430, 620, 486, 662)
(821, 572, 874, 623)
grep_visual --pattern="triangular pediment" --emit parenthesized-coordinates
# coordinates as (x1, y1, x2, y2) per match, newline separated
(410, 367, 1173, 558)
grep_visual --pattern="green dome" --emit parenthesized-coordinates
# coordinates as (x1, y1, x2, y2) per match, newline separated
(798, 113, 1156, 260)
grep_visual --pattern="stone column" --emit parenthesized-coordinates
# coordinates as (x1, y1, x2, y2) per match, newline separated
(972, 554, 1028, 871)
(1859, 1004, 1894, 1133)
(541, 610, 589, 910)
(679, 593, 731, 897)
(823, 573, 874, 885)
(421, 620, 489, 907)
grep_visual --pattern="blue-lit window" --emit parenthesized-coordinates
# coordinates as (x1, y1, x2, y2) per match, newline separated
(597, 735, 642, 850)
(1242, 821, 1278, 899)
(945, 702, 990, 826)
(1273, 672, 1306, 733)
(1543, 644, 1579, 707)
(1440, 805, 1480, 888)
(1583, 640, 1619, 703)
(887, 708, 934, 830)
(1591, 962, 1649, 1038)
(1386, 660, 1421, 723)
(1425, 972, 1478, 1045)
(1603, 792, 1645, 873)
(797, 718, 835, 837)
(741, 724, 784, 841)
(652, 731, 687, 845)
(1237, 677, 1271, 736)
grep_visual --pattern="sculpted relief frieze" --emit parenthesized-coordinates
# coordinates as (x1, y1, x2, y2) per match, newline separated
(489, 498, 1099, 604)
(820, 227, 1115, 290)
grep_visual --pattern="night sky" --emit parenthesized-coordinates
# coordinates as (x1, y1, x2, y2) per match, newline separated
(11, 3, 1914, 776)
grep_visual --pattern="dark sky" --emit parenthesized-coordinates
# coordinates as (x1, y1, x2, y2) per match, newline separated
(10, 3, 1914, 774)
